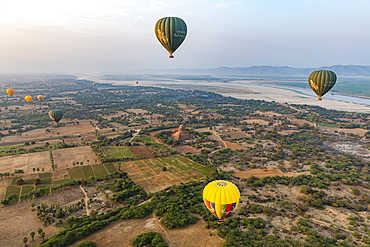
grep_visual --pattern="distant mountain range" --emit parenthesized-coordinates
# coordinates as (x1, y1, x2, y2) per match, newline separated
(176, 65, 370, 76)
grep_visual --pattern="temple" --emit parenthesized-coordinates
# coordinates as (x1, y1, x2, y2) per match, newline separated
(171, 124, 194, 141)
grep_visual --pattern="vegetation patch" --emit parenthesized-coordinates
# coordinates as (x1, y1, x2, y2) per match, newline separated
(104, 164, 117, 174)
(68, 168, 84, 180)
(81, 166, 95, 179)
(5, 186, 21, 199)
(20, 186, 34, 196)
(92, 165, 108, 178)
(52, 179, 70, 185)
(121, 155, 213, 192)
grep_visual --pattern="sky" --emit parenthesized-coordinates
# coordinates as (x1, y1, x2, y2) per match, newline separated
(0, 0, 370, 74)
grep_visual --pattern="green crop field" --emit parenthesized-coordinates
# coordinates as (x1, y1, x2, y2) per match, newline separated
(39, 173, 52, 179)
(139, 135, 155, 142)
(121, 155, 213, 193)
(118, 147, 135, 158)
(39, 174, 52, 184)
(68, 168, 84, 180)
(52, 179, 70, 185)
(93, 165, 108, 178)
(104, 164, 117, 173)
(101, 146, 135, 159)
(21, 186, 35, 195)
(81, 166, 95, 179)
(5, 186, 21, 199)
(106, 147, 125, 158)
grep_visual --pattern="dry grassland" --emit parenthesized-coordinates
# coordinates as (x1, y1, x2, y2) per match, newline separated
(53, 146, 99, 169)
(70, 215, 223, 247)
(0, 151, 52, 175)
(0, 187, 85, 247)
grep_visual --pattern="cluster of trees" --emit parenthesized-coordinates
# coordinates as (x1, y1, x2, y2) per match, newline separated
(34, 202, 84, 226)
(97, 175, 147, 206)
(132, 232, 168, 247)
(0, 169, 24, 179)
(0, 142, 77, 158)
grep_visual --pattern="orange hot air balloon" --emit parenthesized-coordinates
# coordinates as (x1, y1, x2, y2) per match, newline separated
(6, 89, 15, 96)
(37, 95, 45, 101)
(135, 81, 139, 85)
(24, 96, 33, 102)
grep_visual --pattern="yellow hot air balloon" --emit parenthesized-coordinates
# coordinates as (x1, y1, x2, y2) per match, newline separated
(203, 180, 240, 223)
(6, 89, 15, 96)
(37, 95, 45, 101)
(24, 96, 33, 102)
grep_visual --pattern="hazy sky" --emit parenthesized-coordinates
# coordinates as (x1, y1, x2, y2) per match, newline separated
(0, 0, 369, 73)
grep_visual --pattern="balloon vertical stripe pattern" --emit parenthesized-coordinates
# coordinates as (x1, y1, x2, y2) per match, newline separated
(155, 17, 187, 58)
(203, 180, 240, 222)
(48, 110, 63, 123)
(308, 70, 337, 100)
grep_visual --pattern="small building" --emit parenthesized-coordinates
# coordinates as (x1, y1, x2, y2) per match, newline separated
(171, 124, 194, 141)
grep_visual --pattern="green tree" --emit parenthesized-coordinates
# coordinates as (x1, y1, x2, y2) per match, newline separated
(34, 178, 41, 185)
(77, 240, 97, 247)
(22, 237, 28, 246)
(30, 232, 35, 241)
(16, 178, 24, 186)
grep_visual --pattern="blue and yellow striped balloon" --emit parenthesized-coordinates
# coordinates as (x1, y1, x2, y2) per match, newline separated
(203, 180, 240, 223)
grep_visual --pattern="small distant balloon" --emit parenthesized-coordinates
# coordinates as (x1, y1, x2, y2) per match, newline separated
(155, 17, 187, 58)
(37, 95, 45, 101)
(24, 96, 33, 102)
(203, 180, 240, 223)
(48, 110, 63, 123)
(6, 89, 15, 96)
(308, 70, 337, 100)
(136, 81, 139, 85)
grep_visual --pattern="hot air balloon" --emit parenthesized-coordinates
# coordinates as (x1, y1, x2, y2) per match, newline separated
(48, 110, 63, 123)
(155, 17, 187, 58)
(37, 95, 45, 101)
(308, 70, 337, 100)
(24, 96, 33, 102)
(203, 180, 240, 223)
(135, 81, 139, 85)
(6, 89, 15, 96)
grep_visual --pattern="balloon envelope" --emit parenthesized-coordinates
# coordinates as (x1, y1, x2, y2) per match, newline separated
(308, 70, 337, 100)
(155, 17, 187, 58)
(37, 95, 45, 101)
(48, 110, 63, 123)
(203, 180, 240, 222)
(6, 89, 15, 96)
(24, 96, 32, 102)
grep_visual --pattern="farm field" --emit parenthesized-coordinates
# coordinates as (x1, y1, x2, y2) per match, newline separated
(70, 215, 223, 247)
(0, 120, 96, 146)
(0, 151, 51, 175)
(53, 146, 99, 169)
(2, 164, 115, 200)
(100, 145, 157, 159)
(0, 187, 85, 247)
(121, 155, 213, 193)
